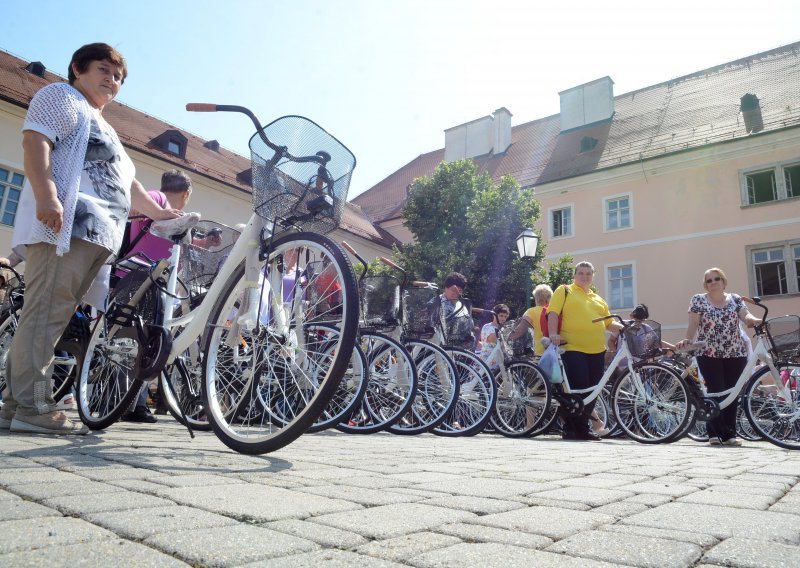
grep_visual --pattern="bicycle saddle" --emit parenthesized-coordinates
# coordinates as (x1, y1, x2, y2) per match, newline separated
(149, 212, 202, 239)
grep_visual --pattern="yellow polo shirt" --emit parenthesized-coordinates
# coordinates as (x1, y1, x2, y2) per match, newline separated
(547, 283, 611, 354)
(522, 305, 546, 355)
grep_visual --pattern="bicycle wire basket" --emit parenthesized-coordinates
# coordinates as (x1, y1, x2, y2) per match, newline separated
(401, 285, 438, 339)
(440, 297, 475, 350)
(766, 315, 800, 359)
(179, 221, 241, 297)
(0, 276, 24, 315)
(249, 116, 356, 235)
(361, 275, 400, 331)
(625, 319, 662, 359)
(500, 318, 533, 358)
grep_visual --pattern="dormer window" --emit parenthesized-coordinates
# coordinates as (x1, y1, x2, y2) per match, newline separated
(149, 129, 188, 160)
(580, 136, 599, 153)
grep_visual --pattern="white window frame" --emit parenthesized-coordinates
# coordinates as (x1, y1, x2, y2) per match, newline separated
(605, 261, 637, 311)
(739, 159, 800, 206)
(746, 239, 800, 297)
(603, 192, 633, 232)
(548, 203, 574, 240)
(0, 165, 25, 227)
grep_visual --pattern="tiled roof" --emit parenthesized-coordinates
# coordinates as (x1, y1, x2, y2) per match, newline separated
(352, 41, 800, 223)
(0, 50, 394, 247)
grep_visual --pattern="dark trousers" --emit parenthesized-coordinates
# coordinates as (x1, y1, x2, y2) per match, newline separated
(697, 355, 747, 440)
(561, 350, 605, 435)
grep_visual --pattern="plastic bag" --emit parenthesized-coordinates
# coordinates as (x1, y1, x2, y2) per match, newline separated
(540, 343, 563, 384)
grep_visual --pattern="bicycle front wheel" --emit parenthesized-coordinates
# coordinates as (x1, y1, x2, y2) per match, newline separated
(491, 361, 551, 437)
(433, 347, 497, 437)
(203, 232, 358, 455)
(743, 363, 800, 450)
(611, 363, 690, 444)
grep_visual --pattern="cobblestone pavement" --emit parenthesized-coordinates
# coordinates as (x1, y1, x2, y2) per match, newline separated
(1, 416, 799, 567)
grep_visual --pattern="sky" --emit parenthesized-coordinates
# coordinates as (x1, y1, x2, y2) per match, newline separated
(2, 0, 798, 198)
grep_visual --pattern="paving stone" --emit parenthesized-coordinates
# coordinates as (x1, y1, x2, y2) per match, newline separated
(471, 506, 615, 540)
(383, 487, 453, 499)
(5, 479, 125, 500)
(409, 542, 620, 567)
(0, 456, 40, 469)
(410, 477, 553, 499)
(557, 472, 651, 488)
(421, 495, 526, 515)
(0, 498, 61, 521)
(677, 488, 776, 510)
(503, 470, 581, 483)
(263, 518, 369, 548)
(546, 529, 702, 568)
(592, 501, 649, 517)
(515, 495, 592, 510)
(703, 537, 800, 568)
(386, 471, 469, 484)
(733, 473, 798, 486)
(531, 486, 635, 507)
(751, 464, 800, 477)
(624, 493, 673, 506)
(601, 524, 718, 546)
(105, 478, 171, 493)
(296, 484, 424, 506)
(144, 524, 318, 567)
(68, 466, 168, 482)
(311, 503, 477, 540)
(86, 505, 238, 540)
(42, 491, 175, 515)
(0, 468, 85, 486)
(355, 531, 462, 562)
(242, 548, 407, 567)
(0, 489, 19, 501)
(623, 502, 800, 543)
(611, 465, 683, 477)
(0, 539, 190, 567)
(618, 481, 700, 497)
(152, 473, 246, 488)
(434, 522, 553, 549)
(0, 516, 116, 554)
(769, 494, 800, 515)
(158, 483, 362, 522)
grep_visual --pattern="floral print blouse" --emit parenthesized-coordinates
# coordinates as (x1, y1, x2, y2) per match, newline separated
(689, 293, 748, 358)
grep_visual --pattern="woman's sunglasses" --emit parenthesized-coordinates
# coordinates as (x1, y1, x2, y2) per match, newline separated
(705, 276, 722, 284)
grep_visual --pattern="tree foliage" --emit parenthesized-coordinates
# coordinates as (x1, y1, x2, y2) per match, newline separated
(397, 160, 543, 316)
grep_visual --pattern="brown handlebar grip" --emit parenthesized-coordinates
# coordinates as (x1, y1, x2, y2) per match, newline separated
(741, 296, 756, 305)
(411, 281, 435, 288)
(340, 241, 357, 256)
(471, 307, 488, 314)
(186, 103, 218, 112)
(592, 316, 610, 323)
(379, 256, 401, 270)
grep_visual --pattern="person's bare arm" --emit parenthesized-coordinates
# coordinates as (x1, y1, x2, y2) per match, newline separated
(548, 311, 562, 346)
(22, 130, 63, 233)
(676, 312, 701, 349)
(130, 179, 181, 220)
(507, 315, 532, 340)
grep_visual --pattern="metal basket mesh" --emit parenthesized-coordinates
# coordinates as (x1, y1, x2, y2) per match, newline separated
(500, 318, 533, 357)
(361, 275, 400, 330)
(249, 115, 356, 235)
(0, 277, 24, 315)
(402, 286, 438, 339)
(440, 298, 475, 350)
(625, 319, 662, 359)
(179, 221, 241, 296)
(767, 315, 800, 358)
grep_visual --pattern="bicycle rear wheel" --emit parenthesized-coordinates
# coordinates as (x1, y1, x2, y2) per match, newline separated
(743, 363, 800, 450)
(433, 347, 497, 437)
(387, 339, 459, 435)
(202, 232, 358, 454)
(611, 363, 690, 444)
(491, 361, 551, 437)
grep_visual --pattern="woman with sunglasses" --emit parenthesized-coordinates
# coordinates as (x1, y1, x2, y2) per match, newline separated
(676, 267, 762, 446)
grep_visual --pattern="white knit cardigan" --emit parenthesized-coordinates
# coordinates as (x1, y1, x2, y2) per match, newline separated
(14, 83, 93, 256)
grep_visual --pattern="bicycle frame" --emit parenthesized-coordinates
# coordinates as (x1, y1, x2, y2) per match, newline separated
(553, 335, 634, 405)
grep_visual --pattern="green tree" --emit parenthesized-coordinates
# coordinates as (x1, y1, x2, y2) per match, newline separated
(398, 160, 542, 316)
(537, 253, 575, 289)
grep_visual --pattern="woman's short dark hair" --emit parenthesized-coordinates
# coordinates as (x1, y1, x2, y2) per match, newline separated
(161, 169, 192, 193)
(68, 43, 128, 85)
(493, 304, 510, 316)
(630, 304, 649, 320)
(443, 272, 467, 289)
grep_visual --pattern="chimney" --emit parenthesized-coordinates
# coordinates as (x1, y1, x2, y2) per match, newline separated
(559, 76, 614, 132)
(204, 139, 221, 152)
(740, 94, 764, 134)
(444, 108, 513, 161)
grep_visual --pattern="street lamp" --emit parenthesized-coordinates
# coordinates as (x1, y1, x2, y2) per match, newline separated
(516, 229, 539, 309)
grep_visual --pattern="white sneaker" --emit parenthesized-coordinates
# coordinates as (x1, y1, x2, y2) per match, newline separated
(722, 437, 743, 446)
(55, 394, 76, 411)
(708, 438, 722, 446)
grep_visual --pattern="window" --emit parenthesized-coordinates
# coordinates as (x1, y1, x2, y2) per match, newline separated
(748, 240, 800, 297)
(550, 205, 573, 238)
(167, 139, 182, 155)
(607, 264, 634, 310)
(605, 195, 631, 231)
(0, 167, 24, 227)
(741, 160, 800, 205)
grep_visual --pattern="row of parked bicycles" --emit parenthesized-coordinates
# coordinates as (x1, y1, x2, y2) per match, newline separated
(1, 103, 798, 455)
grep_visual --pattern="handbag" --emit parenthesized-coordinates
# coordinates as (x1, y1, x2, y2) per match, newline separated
(540, 343, 563, 384)
(540, 285, 569, 338)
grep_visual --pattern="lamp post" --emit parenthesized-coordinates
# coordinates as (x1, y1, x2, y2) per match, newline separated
(516, 228, 539, 309)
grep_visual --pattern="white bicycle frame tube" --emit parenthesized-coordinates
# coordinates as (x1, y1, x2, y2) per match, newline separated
(557, 337, 637, 405)
(685, 334, 785, 410)
(163, 213, 271, 364)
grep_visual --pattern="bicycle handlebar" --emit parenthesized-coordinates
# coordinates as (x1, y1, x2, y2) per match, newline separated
(591, 314, 625, 325)
(340, 241, 357, 257)
(0, 263, 23, 283)
(411, 281, 436, 288)
(340, 241, 368, 282)
(674, 340, 707, 354)
(378, 256, 402, 271)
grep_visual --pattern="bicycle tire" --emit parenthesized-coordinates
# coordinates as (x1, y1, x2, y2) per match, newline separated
(491, 361, 552, 438)
(742, 363, 800, 450)
(611, 362, 691, 444)
(433, 347, 497, 437)
(76, 266, 162, 430)
(307, 331, 368, 433)
(202, 231, 358, 454)
(0, 308, 18, 407)
(736, 401, 762, 441)
(336, 331, 417, 434)
(387, 339, 459, 435)
(528, 398, 560, 437)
